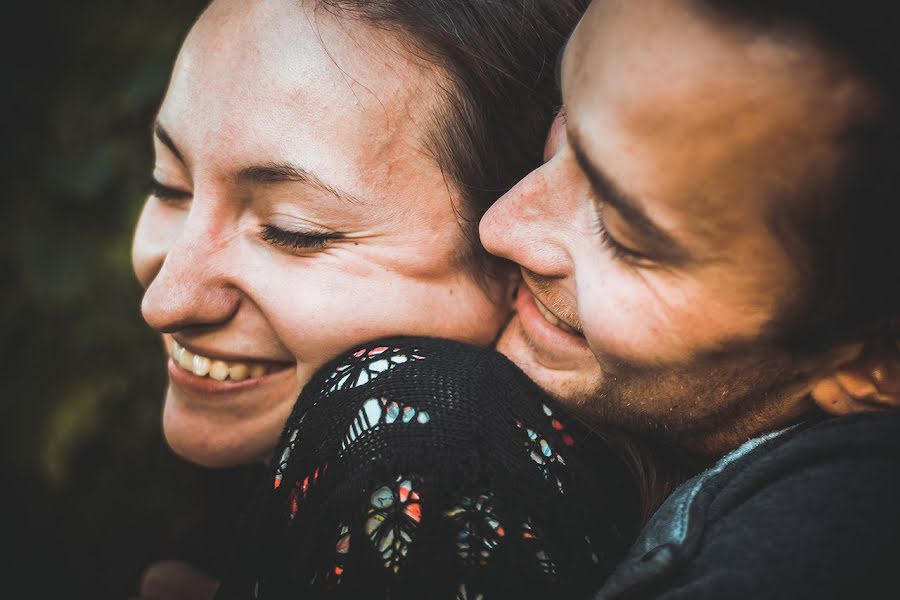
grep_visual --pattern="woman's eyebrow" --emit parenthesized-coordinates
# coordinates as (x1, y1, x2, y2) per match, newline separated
(236, 163, 363, 205)
(154, 122, 186, 165)
(153, 121, 361, 205)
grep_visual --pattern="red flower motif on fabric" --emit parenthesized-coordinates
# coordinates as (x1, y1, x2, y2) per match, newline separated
(286, 463, 327, 522)
(541, 403, 575, 447)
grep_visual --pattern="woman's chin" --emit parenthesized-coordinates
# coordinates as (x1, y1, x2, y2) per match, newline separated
(161, 386, 287, 468)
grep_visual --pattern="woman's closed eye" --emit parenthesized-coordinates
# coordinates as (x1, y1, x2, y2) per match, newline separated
(261, 224, 343, 252)
(148, 177, 192, 202)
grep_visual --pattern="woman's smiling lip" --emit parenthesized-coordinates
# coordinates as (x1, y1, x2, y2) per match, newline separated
(163, 333, 295, 395)
(167, 357, 294, 396)
(169, 334, 293, 366)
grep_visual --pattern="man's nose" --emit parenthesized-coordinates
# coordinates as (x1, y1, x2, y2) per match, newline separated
(140, 206, 241, 333)
(480, 161, 572, 278)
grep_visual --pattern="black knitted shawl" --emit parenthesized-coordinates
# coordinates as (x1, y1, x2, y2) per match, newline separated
(218, 337, 641, 600)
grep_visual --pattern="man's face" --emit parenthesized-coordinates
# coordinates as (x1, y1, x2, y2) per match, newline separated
(481, 0, 871, 453)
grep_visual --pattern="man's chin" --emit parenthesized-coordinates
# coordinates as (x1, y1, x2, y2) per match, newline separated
(495, 315, 604, 405)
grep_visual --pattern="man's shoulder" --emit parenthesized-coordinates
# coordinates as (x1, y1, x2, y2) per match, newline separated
(596, 412, 900, 600)
(765, 410, 900, 456)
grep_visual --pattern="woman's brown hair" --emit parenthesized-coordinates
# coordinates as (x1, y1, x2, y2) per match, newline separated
(317, 0, 589, 268)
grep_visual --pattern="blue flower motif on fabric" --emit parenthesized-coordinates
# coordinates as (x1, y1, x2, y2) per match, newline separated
(444, 493, 506, 567)
(515, 418, 567, 493)
(341, 396, 431, 451)
(324, 345, 425, 394)
(365, 476, 423, 574)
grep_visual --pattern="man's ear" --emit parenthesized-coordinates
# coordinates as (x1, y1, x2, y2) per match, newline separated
(811, 338, 900, 416)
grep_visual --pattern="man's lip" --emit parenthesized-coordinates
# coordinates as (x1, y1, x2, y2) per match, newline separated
(169, 334, 293, 366)
(167, 358, 294, 396)
(517, 278, 582, 334)
(515, 281, 589, 350)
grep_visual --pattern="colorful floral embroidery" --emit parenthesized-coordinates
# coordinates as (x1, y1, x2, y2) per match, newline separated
(521, 518, 558, 580)
(322, 523, 351, 587)
(444, 493, 506, 567)
(365, 476, 423, 574)
(287, 463, 327, 521)
(273, 428, 300, 489)
(325, 346, 425, 394)
(515, 419, 567, 493)
(542, 403, 575, 447)
(342, 396, 431, 451)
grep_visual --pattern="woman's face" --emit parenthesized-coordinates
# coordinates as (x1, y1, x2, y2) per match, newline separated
(132, 0, 511, 467)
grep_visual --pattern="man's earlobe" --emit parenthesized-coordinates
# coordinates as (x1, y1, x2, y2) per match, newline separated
(811, 339, 900, 415)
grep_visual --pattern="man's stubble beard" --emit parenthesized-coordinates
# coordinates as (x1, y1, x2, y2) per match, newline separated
(559, 338, 822, 456)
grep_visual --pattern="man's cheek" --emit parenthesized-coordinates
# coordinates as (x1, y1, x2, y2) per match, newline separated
(583, 291, 692, 366)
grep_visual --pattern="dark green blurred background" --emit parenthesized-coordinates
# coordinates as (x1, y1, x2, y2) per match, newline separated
(3, 2, 258, 597)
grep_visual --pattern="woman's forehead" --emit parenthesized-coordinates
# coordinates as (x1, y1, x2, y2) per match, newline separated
(162, 0, 441, 174)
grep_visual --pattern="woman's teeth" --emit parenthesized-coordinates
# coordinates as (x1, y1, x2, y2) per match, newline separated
(533, 295, 577, 335)
(171, 340, 271, 382)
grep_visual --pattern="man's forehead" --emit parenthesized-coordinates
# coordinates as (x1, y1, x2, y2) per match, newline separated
(564, 0, 873, 240)
(569, 0, 824, 114)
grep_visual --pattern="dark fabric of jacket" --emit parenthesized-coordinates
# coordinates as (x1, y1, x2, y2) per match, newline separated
(595, 412, 900, 600)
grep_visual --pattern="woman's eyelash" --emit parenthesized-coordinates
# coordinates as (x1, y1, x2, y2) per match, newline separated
(148, 178, 191, 201)
(261, 224, 342, 251)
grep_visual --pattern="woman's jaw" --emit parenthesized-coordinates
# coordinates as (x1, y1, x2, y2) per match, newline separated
(160, 333, 302, 467)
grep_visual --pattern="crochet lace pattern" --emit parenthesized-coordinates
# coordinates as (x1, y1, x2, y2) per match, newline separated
(219, 337, 640, 600)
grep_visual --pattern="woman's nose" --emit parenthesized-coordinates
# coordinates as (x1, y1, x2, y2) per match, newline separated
(139, 206, 241, 334)
(480, 160, 573, 278)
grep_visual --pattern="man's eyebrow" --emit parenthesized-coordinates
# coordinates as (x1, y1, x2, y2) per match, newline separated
(154, 121, 186, 165)
(569, 132, 690, 264)
(236, 162, 362, 204)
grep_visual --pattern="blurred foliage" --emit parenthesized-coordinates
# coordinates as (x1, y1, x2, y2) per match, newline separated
(2, 2, 257, 597)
